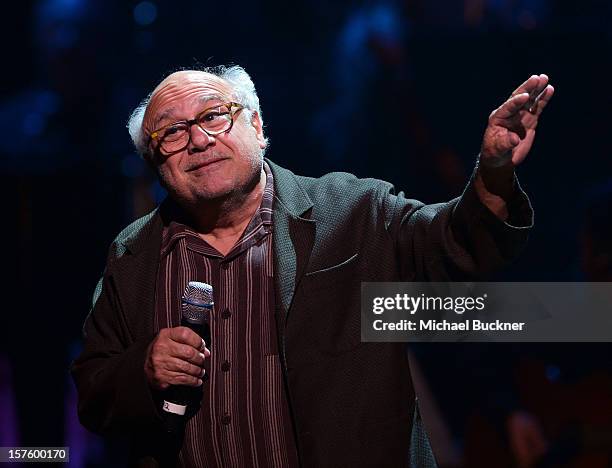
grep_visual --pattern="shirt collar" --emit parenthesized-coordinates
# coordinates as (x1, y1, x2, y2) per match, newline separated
(160, 161, 274, 258)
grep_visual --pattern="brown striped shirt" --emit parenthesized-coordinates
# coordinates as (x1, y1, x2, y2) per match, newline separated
(154, 163, 299, 468)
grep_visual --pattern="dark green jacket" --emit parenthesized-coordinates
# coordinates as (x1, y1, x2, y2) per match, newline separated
(71, 159, 533, 467)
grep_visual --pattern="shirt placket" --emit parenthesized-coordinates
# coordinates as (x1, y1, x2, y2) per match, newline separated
(217, 257, 239, 466)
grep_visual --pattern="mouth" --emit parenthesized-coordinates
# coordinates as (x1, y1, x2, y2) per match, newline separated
(185, 157, 228, 172)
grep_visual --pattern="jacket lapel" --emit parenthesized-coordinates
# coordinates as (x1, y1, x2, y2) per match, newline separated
(267, 160, 316, 318)
(111, 208, 163, 342)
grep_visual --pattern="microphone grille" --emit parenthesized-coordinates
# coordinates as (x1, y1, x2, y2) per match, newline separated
(181, 281, 214, 324)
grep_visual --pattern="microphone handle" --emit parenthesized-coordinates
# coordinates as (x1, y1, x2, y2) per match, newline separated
(162, 319, 211, 433)
(184, 317, 211, 351)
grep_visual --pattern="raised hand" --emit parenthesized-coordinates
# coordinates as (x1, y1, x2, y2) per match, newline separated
(481, 74, 554, 168)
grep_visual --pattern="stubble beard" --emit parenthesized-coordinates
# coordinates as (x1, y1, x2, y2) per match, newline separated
(159, 148, 264, 213)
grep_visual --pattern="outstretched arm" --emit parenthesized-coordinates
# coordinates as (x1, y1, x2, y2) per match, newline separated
(388, 75, 554, 279)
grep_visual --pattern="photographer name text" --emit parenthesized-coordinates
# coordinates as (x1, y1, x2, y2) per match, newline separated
(372, 319, 525, 331)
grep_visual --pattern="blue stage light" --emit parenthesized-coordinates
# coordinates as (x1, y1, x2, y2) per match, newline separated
(134, 1, 157, 26)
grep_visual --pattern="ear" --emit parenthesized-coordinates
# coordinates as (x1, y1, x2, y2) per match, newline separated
(250, 111, 267, 149)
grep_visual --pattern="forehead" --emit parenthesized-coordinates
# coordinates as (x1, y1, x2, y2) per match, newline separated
(144, 71, 234, 128)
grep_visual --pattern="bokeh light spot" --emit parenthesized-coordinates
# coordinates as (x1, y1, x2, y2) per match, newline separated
(23, 113, 45, 137)
(133, 1, 157, 26)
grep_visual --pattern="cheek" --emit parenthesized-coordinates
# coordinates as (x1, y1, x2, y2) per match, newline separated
(157, 160, 184, 186)
(228, 121, 259, 152)
(233, 131, 262, 163)
(155, 166, 172, 189)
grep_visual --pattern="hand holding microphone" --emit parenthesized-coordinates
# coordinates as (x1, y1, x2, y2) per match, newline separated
(143, 282, 214, 433)
(144, 326, 210, 391)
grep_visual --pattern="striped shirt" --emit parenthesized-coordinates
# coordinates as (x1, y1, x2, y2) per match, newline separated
(154, 163, 299, 468)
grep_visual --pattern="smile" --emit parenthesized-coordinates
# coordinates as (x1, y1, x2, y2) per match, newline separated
(185, 157, 228, 172)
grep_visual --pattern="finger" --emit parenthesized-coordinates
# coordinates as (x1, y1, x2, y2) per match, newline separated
(168, 372, 203, 387)
(530, 74, 549, 99)
(169, 326, 202, 349)
(170, 341, 207, 366)
(511, 74, 542, 97)
(168, 357, 206, 378)
(524, 75, 550, 111)
(493, 93, 530, 120)
(530, 84, 554, 115)
(199, 338, 211, 357)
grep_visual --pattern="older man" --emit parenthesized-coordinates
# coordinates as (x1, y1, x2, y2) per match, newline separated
(71, 65, 553, 467)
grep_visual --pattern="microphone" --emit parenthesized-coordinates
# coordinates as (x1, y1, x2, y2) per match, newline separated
(181, 281, 213, 353)
(162, 281, 214, 434)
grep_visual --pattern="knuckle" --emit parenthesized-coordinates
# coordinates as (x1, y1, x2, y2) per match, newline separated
(154, 341, 168, 355)
(179, 328, 191, 342)
(179, 345, 192, 361)
(151, 356, 162, 368)
(175, 374, 192, 385)
(170, 375, 181, 385)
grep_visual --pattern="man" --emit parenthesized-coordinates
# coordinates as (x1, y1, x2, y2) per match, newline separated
(71, 65, 553, 467)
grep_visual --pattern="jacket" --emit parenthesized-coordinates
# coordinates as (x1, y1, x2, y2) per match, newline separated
(71, 159, 533, 467)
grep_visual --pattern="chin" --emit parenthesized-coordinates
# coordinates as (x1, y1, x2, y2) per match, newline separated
(170, 165, 262, 205)
(191, 186, 234, 202)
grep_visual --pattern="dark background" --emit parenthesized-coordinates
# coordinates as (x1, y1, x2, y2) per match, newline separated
(0, 0, 610, 466)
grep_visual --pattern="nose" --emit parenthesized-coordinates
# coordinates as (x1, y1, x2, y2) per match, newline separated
(187, 125, 215, 153)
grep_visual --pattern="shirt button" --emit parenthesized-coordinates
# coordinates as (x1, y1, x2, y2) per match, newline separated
(221, 361, 231, 372)
(221, 413, 231, 425)
(222, 308, 231, 319)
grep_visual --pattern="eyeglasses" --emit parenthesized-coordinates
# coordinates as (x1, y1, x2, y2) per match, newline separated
(148, 102, 245, 154)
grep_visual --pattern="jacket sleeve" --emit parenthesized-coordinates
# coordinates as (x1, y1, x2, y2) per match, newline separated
(70, 253, 163, 436)
(384, 166, 534, 281)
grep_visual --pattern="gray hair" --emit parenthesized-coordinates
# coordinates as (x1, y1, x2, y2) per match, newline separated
(127, 65, 266, 158)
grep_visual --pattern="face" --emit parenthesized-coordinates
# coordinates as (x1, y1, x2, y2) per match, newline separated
(143, 71, 267, 205)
